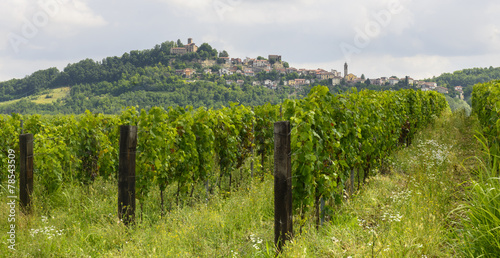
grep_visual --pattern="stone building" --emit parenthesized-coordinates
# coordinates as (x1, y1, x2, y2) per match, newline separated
(170, 38, 198, 55)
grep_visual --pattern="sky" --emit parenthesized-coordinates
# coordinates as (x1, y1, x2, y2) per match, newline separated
(0, 0, 499, 82)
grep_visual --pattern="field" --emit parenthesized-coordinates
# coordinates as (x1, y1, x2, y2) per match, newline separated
(1, 110, 489, 257)
(2, 84, 499, 257)
(0, 87, 70, 106)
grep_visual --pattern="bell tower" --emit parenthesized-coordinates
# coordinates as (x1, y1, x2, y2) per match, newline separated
(344, 62, 348, 79)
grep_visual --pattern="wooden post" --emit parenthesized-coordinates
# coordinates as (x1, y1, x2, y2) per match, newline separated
(118, 125, 137, 226)
(350, 167, 354, 197)
(251, 108, 254, 178)
(274, 121, 293, 252)
(19, 134, 33, 213)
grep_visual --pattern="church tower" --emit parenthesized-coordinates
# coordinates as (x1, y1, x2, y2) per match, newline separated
(344, 62, 348, 79)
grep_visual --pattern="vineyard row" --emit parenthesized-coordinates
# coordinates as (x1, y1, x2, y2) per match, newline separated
(0, 86, 448, 226)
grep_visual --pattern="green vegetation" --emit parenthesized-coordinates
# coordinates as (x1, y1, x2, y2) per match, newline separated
(0, 40, 298, 114)
(459, 79, 500, 256)
(0, 87, 455, 257)
(2, 82, 500, 256)
(0, 87, 70, 107)
(282, 109, 480, 256)
(0, 23, 497, 256)
(426, 66, 500, 102)
(1, 37, 496, 115)
(1, 105, 489, 257)
(446, 95, 471, 115)
(283, 87, 447, 227)
(0, 88, 446, 218)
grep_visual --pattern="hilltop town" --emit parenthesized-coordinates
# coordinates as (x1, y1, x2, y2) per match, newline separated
(170, 38, 465, 99)
(2, 37, 488, 115)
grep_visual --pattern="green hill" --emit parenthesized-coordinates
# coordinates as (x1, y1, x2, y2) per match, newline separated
(1, 38, 499, 114)
(0, 40, 309, 114)
(424, 66, 500, 102)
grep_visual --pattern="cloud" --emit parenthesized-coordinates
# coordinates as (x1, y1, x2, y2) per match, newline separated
(1, 0, 500, 83)
(41, 0, 108, 38)
(161, 0, 211, 9)
(0, 56, 70, 81)
(0, 0, 107, 53)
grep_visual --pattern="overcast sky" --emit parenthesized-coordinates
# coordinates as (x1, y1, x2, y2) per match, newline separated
(1, 0, 499, 82)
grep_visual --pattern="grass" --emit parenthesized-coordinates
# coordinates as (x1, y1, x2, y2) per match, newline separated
(280, 110, 480, 257)
(31, 87, 70, 104)
(0, 110, 488, 257)
(0, 87, 70, 106)
(453, 133, 500, 257)
(1, 171, 277, 257)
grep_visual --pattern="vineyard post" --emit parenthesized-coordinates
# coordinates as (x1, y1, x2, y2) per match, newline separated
(251, 107, 254, 178)
(350, 167, 354, 197)
(19, 134, 33, 213)
(118, 125, 137, 226)
(274, 121, 293, 252)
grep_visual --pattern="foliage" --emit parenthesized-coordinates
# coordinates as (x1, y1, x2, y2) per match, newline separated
(460, 80, 500, 256)
(0, 40, 223, 105)
(283, 86, 448, 225)
(426, 66, 500, 100)
(219, 50, 229, 58)
(0, 111, 477, 257)
(0, 64, 287, 114)
(472, 80, 500, 164)
(446, 95, 471, 115)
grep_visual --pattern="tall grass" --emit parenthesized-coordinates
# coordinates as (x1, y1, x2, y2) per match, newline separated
(456, 135, 500, 257)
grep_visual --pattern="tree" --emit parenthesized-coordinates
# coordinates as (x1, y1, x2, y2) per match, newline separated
(361, 74, 365, 80)
(219, 50, 229, 58)
(257, 56, 266, 60)
(197, 43, 218, 60)
(283, 62, 290, 68)
(365, 78, 371, 85)
(177, 39, 184, 47)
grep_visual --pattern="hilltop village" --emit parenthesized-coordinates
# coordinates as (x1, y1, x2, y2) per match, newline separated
(1, 37, 480, 114)
(170, 38, 465, 99)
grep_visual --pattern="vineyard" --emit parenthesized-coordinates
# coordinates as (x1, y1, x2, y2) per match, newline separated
(467, 80, 500, 256)
(0, 86, 453, 255)
(472, 80, 500, 166)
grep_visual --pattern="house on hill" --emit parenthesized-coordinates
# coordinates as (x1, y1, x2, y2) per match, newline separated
(388, 77, 399, 85)
(332, 76, 342, 86)
(231, 58, 242, 65)
(175, 68, 196, 78)
(268, 55, 281, 63)
(372, 78, 384, 85)
(435, 86, 448, 94)
(423, 82, 437, 89)
(345, 73, 357, 81)
(317, 71, 335, 80)
(406, 76, 414, 85)
(170, 38, 198, 55)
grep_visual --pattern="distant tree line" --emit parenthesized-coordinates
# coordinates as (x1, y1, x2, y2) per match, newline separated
(424, 66, 500, 102)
